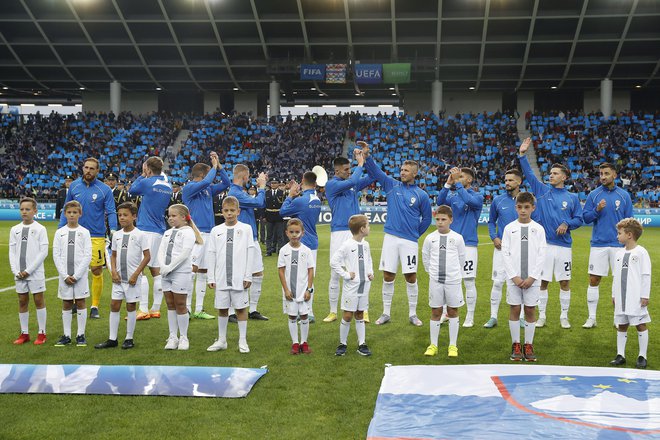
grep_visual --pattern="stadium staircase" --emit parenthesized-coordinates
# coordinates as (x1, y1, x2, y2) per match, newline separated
(164, 129, 189, 172)
(517, 116, 542, 181)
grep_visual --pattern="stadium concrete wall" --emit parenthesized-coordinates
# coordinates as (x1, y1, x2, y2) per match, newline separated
(204, 92, 220, 114)
(584, 90, 631, 113)
(82, 91, 158, 114)
(235, 93, 258, 115)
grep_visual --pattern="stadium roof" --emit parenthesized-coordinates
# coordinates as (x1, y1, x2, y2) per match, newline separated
(0, 0, 658, 99)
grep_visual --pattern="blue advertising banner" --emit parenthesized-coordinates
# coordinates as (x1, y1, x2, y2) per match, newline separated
(0, 204, 658, 227)
(300, 64, 325, 80)
(0, 364, 267, 398)
(355, 64, 383, 84)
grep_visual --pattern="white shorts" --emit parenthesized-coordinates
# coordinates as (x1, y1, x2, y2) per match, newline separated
(491, 248, 506, 281)
(111, 281, 141, 303)
(379, 233, 419, 274)
(341, 293, 369, 313)
(144, 232, 163, 268)
(330, 230, 353, 261)
(57, 277, 90, 301)
(250, 242, 264, 274)
(428, 280, 464, 309)
(191, 232, 210, 270)
(463, 246, 478, 278)
(541, 245, 572, 282)
(215, 289, 249, 310)
(588, 247, 619, 277)
(284, 300, 310, 316)
(506, 282, 540, 307)
(615, 312, 651, 326)
(15, 278, 46, 294)
(162, 272, 192, 295)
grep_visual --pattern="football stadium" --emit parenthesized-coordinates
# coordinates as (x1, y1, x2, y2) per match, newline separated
(0, 1, 659, 438)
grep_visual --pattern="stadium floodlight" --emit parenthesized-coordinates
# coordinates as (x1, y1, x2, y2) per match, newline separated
(469, 86, 475, 90)
(3, 86, 9, 90)
(389, 87, 395, 90)
(551, 86, 557, 89)
(391, 93, 397, 96)
(635, 85, 642, 88)
(79, 87, 85, 90)
(156, 87, 162, 91)
(233, 87, 239, 91)
(310, 87, 316, 91)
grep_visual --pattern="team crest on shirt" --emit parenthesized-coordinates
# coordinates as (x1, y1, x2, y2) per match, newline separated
(561, 201, 568, 210)
(631, 256, 638, 263)
(21, 235, 28, 241)
(449, 238, 455, 246)
(589, 264, 594, 271)
(622, 261, 629, 269)
(92, 193, 98, 201)
(122, 242, 128, 249)
(410, 197, 416, 207)
(615, 200, 621, 210)
(291, 258, 298, 265)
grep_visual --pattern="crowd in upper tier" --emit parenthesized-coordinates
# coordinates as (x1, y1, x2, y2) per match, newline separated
(0, 109, 657, 207)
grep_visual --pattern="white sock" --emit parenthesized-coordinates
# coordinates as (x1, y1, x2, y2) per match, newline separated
(339, 319, 350, 345)
(328, 272, 340, 314)
(448, 317, 459, 346)
(77, 308, 87, 336)
(617, 331, 627, 357)
(490, 281, 503, 319)
(237, 320, 247, 342)
(300, 319, 309, 343)
(308, 288, 315, 317)
(355, 319, 365, 345)
(382, 281, 394, 316)
(194, 273, 207, 313)
(524, 320, 535, 344)
(139, 277, 149, 313)
(406, 281, 418, 317)
(167, 310, 177, 337)
(36, 307, 46, 334)
(177, 313, 189, 338)
(464, 278, 477, 320)
(538, 289, 548, 318)
(249, 275, 263, 313)
(187, 274, 194, 310)
(229, 307, 236, 316)
(151, 275, 163, 311)
(559, 290, 571, 319)
(430, 320, 441, 346)
(19, 311, 28, 334)
(288, 318, 298, 344)
(126, 310, 136, 339)
(639, 330, 648, 358)
(509, 319, 520, 343)
(586, 286, 599, 319)
(218, 316, 228, 341)
(62, 309, 72, 337)
(109, 311, 120, 341)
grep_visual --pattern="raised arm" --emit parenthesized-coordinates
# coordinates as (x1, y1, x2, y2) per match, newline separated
(210, 168, 231, 195)
(279, 195, 304, 218)
(518, 138, 548, 196)
(364, 156, 396, 193)
(183, 167, 217, 200)
(454, 184, 483, 210)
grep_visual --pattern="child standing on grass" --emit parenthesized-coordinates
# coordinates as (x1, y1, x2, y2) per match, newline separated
(278, 218, 315, 355)
(422, 205, 466, 358)
(206, 196, 255, 354)
(331, 214, 374, 356)
(501, 192, 546, 362)
(159, 204, 202, 351)
(610, 218, 652, 369)
(53, 200, 92, 347)
(95, 202, 150, 350)
(9, 197, 49, 345)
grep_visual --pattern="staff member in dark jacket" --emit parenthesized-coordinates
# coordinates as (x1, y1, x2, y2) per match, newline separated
(55, 175, 74, 220)
(265, 181, 286, 256)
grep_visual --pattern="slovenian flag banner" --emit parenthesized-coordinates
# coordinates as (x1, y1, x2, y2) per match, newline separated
(368, 364, 660, 439)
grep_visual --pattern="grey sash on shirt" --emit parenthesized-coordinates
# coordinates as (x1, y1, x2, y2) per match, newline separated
(437, 236, 447, 283)
(226, 229, 234, 287)
(520, 226, 529, 280)
(19, 227, 29, 272)
(165, 230, 179, 266)
(290, 250, 299, 298)
(67, 231, 76, 276)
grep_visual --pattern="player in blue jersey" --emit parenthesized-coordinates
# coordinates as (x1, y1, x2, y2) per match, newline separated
(59, 157, 117, 319)
(519, 137, 583, 329)
(581, 162, 633, 329)
(127, 156, 172, 320)
(437, 166, 484, 327)
(358, 143, 433, 327)
(227, 163, 269, 321)
(323, 152, 375, 323)
(182, 152, 231, 320)
(280, 171, 322, 321)
(483, 169, 523, 328)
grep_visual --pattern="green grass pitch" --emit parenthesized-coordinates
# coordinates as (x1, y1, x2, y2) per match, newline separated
(0, 221, 657, 439)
